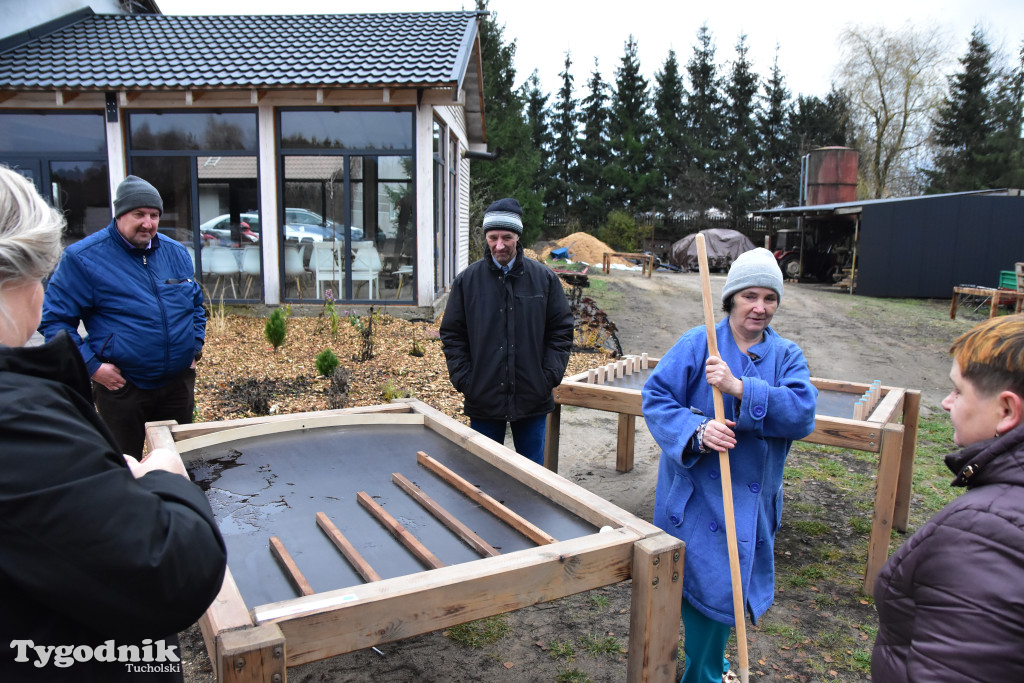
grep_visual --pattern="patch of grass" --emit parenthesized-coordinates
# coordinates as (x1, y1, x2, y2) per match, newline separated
(589, 594, 610, 610)
(814, 593, 838, 608)
(799, 564, 829, 581)
(445, 615, 512, 648)
(555, 668, 592, 683)
(548, 640, 575, 661)
(756, 620, 804, 646)
(791, 519, 831, 536)
(579, 633, 624, 657)
(849, 517, 872, 535)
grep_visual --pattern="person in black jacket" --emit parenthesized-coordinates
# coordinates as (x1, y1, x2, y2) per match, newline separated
(872, 314, 1024, 681)
(439, 198, 573, 465)
(0, 165, 227, 681)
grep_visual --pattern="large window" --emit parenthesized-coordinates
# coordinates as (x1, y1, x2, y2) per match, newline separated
(279, 109, 415, 303)
(127, 111, 260, 302)
(0, 112, 110, 245)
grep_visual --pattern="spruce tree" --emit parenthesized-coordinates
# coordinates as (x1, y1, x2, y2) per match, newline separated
(577, 60, 613, 231)
(549, 52, 581, 224)
(722, 34, 761, 225)
(471, 0, 543, 243)
(682, 24, 727, 219)
(988, 43, 1024, 189)
(757, 50, 797, 208)
(653, 49, 688, 214)
(607, 35, 656, 212)
(926, 28, 996, 193)
(523, 70, 554, 208)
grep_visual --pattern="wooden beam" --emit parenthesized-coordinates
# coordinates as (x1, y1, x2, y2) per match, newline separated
(169, 402, 410, 441)
(616, 414, 636, 472)
(552, 382, 644, 416)
(315, 511, 382, 583)
(892, 390, 921, 533)
(357, 490, 446, 569)
(199, 569, 253, 678)
(416, 451, 557, 546)
(0, 92, 17, 104)
(862, 424, 905, 595)
(544, 403, 561, 473)
(804, 415, 895, 453)
(56, 90, 79, 105)
(627, 533, 684, 682)
(269, 536, 315, 597)
(391, 472, 500, 557)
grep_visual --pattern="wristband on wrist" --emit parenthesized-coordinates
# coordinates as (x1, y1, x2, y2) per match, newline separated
(694, 419, 710, 453)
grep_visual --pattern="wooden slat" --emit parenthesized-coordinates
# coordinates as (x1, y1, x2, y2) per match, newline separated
(615, 413, 636, 473)
(416, 451, 558, 545)
(315, 512, 382, 583)
(392, 472, 500, 557)
(802, 415, 893, 453)
(544, 403, 561, 473)
(893, 390, 921, 533)
(862, 424, 905, 596)
(269, 536, 315, 597)
(217, 622, 285, 683)
(867, 387, 904, 423)
(198, 569, 253, 676)
(552, 382, 644, 415)
(357, 491, 446, 569)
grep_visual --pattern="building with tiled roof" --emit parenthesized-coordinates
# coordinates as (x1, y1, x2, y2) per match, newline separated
(0, 4, 487, 309)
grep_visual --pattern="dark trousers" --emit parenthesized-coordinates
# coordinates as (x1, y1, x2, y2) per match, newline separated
(470, 413, 548, 465)
(93, 368, 196, 457)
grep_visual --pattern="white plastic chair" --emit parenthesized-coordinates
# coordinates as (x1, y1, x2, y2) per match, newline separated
(284, 244, 307, 299)
(241, 245, 261, 299)
(351, 245, 382, 299)
(310, 243, 342, 300)
(205, 246, 240, 300)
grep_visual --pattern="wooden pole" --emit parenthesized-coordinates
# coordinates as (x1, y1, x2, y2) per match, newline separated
(695, 233, 750, 683)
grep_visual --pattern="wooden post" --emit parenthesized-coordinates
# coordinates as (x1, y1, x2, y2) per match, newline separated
(616, 414, 637, 473)
(597, 366, 606, 384)
(544, 404, 561, 473)
(863, 423, 905, 595)
(641, 353, 649, 370)
(626, 533, 684, 683)
(588, 369, 597, 384)
(892, 390, 921, 533)
(217, 623, 286, 683)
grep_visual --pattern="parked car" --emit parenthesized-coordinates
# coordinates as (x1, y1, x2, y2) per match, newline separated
(199, 213, 261, 245)
(283, 208, 363, 243)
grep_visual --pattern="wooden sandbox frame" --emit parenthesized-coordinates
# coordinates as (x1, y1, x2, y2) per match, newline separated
(545, 358, 920, 595)
(146, 399, 684, 683)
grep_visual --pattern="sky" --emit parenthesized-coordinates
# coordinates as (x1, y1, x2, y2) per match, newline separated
(159, 0, 1023, 99)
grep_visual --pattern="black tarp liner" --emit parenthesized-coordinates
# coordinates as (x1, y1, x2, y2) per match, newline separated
(189, 423, 597, 608)
(857, 195, 1024, 298)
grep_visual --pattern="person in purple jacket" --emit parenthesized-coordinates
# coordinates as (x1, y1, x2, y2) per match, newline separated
(643, 248, 817, 683)
(872, 314, 1024, 680)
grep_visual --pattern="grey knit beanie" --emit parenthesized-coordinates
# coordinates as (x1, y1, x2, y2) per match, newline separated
(722, 247, 784, 302)
(113, 175, 163, 218)
(482, 198, 523, 236)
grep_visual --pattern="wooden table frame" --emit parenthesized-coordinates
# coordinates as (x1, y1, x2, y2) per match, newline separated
(602, 252, 655, 278)
(545, 363, 920, 595)
(146, 399, 683, 683)
(950, 285, 1024, 319)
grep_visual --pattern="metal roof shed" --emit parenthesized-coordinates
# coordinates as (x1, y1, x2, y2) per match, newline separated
(756, 190, 1024, 298)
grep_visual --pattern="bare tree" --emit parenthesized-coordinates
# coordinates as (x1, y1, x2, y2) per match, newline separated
(836, 24, 949, 198)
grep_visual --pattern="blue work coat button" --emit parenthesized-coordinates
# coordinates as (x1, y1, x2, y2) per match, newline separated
(669, 515, 681, 526)
(749, 482, 761, 493)
(709, 522, 718, 532)
(752, 405, 765, 418)
(709, 470, 719, 480)
(756, 539, 765, 548)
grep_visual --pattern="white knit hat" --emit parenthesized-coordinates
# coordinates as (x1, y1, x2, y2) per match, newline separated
(722, 248, 784, 302)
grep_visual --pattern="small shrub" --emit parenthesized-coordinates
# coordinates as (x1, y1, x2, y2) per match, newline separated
(381, 379, 411, 402)
(264, 308, 287, 351)
(315, 349, 340, 377)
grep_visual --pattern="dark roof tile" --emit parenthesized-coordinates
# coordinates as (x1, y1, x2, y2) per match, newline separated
(0, 11, 481, 91)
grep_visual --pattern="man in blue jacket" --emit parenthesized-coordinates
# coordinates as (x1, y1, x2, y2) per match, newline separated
(40, 175, 205, 457)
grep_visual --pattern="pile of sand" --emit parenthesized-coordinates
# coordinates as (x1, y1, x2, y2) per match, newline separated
(536, 232, 634, 267)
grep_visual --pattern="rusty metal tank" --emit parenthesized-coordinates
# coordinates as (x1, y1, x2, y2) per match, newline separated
(805, 146, 858, 205)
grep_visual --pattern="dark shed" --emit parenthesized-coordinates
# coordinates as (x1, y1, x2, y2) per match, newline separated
(756, 190, 1024, 298)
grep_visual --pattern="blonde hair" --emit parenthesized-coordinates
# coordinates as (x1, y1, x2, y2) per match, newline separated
(0, 165, 65, 284)
(950, 315, 1024, 398)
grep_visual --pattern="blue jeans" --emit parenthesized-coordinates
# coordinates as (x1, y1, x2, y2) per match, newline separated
(470, 414, 547, 465)
(680, 598, 731, 683)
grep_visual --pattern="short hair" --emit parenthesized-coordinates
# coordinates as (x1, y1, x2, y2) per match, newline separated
(722, 294, 734, 314)
(0, 166, 65, 307)
(950, 315, 1024, 398)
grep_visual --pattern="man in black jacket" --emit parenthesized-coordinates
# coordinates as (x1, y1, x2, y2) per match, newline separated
(440, 198, 573, 465)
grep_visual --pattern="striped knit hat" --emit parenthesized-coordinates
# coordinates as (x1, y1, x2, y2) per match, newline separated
(482, 198, 523, 236)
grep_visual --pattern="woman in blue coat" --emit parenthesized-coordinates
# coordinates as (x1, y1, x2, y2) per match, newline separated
(642, 248, 817, 683)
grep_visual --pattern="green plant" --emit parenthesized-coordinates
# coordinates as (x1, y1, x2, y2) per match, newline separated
(555, 669, 591, 683)
(597, 209, 637, 252)
(445, 615, 511, 648)
(589, 594, 610, 610)
(381, 379, 411, 402)
(208, 295, 228, 336)
(579, 633, 624, 657)
(315, 349, 340, 377)
(409, 336, 425, 357)
(548, 640, 575, 661)
(349, 306, 375, 361)
(323, 296, 339, 337)
(264, 308, 287, 351)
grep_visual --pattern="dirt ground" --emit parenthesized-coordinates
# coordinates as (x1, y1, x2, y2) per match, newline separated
(181, 268, 978, 683)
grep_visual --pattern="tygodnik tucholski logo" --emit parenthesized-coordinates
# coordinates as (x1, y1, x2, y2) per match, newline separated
(9, 638, 181, 673)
